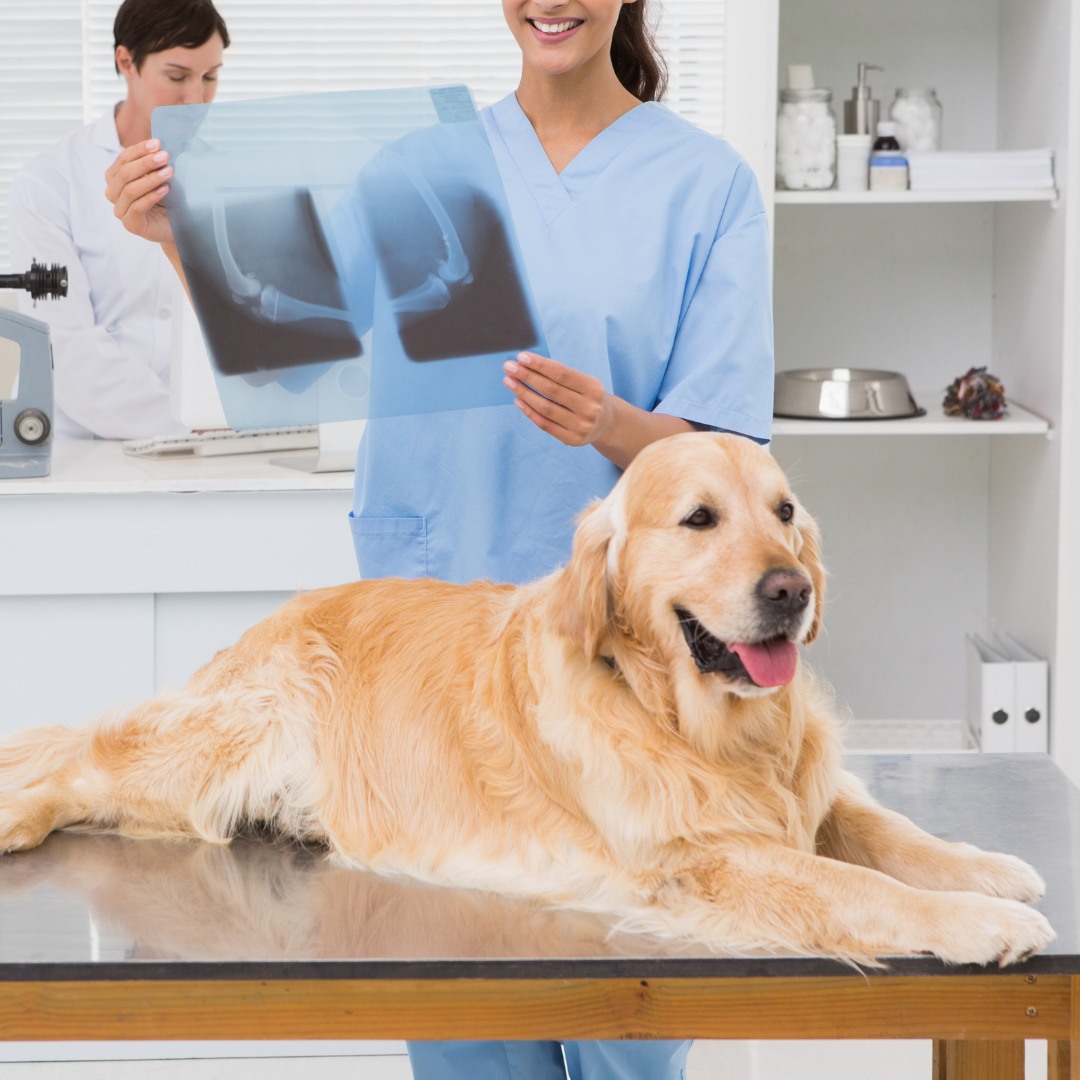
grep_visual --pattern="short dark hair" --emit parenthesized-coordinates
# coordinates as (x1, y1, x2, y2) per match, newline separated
(611, 0, 667, 103)
(114, 0, 230, 74)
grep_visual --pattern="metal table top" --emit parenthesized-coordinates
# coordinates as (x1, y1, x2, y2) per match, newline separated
(1, 753, 1076, 981)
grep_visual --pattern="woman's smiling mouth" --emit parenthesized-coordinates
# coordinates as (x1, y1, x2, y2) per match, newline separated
(527, 18, 584, 39)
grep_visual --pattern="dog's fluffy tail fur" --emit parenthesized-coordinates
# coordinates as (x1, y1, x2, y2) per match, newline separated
(0, 726, 86, 792)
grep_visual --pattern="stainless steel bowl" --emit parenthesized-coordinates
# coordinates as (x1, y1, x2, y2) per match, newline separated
(774, 367, 923, 421)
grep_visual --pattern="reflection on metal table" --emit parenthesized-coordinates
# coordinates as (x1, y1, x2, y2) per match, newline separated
(1, 753, 1078, 1079)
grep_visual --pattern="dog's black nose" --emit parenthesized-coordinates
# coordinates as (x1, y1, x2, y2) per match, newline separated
(756, 568, 812, 615)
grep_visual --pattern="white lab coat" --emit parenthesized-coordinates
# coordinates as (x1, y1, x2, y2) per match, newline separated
(8, 106, 188, 440)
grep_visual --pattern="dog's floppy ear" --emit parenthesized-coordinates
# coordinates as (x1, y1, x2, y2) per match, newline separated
(551, 498, 617, 662)
(799, 509, 827, 644)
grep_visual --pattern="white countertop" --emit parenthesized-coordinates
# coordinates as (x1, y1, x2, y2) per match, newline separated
(0, 439, 356, 496)
(1, 436, 359, 598)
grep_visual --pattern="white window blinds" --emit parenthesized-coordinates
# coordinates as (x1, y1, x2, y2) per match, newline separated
(0, 3, 85, 268)
(1, 1, 726, 268)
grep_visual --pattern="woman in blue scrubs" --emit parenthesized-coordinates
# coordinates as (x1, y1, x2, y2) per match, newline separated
(106, 3, 773, 1077)
(367, 4, 773, 1079)
(349, 2, 773, 589)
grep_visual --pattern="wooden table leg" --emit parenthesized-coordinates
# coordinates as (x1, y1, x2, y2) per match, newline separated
(933, 1039, 1024, 1079)
(1048, 1040, 1070, 1080)
(1048, 974, 1080, 1080)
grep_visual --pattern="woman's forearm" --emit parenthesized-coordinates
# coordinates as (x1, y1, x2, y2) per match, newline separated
(590, 396, 698, 470)
(161, 241, 192, 303)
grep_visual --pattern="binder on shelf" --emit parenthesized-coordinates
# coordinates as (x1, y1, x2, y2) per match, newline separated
(965, 634, 1015, 752)
(993, 632, 1049, 753)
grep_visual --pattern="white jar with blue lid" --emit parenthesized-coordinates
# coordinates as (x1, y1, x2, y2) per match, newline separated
(869, 120, 908, 191)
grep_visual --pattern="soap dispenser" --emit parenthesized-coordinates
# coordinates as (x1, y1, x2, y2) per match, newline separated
(844, 62, 883, 136)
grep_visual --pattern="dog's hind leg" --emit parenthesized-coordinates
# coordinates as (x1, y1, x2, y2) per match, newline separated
(0, 726, 94, 852)
(0, 677, 323, 854)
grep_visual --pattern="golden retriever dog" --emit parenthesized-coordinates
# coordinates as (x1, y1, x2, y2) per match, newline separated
(0, 432, 1053, 965)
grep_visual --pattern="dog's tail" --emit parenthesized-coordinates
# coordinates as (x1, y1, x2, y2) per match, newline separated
(0, 725, 87, 792)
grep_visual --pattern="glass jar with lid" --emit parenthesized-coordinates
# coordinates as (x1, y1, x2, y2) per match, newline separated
(889, 88, 943, 152)
(776, 88, 837, 190)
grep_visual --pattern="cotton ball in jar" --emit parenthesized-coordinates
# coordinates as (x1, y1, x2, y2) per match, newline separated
(889, 89, 943, 152)
(776, 90, 837, 190)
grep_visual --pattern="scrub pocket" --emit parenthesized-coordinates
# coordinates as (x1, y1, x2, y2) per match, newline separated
(348, 514, 428, 580)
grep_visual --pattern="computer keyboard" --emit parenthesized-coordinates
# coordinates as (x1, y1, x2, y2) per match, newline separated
(122, 425, 319, 458)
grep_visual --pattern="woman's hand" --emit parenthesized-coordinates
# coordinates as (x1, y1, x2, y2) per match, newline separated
(503, 351, 697, 470)
(502, 352, 616, 448)
(104, 139, 175, 247)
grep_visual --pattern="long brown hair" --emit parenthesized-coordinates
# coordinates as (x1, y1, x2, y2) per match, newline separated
(611, 1, 668, 102)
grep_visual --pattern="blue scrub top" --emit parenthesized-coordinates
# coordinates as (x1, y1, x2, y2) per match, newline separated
(348, 93, 774, 586)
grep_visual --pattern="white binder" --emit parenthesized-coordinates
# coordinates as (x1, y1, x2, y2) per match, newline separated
(966, 634, 1015, 752)
(994, 633, 1049, 753)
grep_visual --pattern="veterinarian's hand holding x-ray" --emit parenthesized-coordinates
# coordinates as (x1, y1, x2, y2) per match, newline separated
(503, 351, 698, 470)
(106, 140, 191, 291)
(106, 140, 174, 245)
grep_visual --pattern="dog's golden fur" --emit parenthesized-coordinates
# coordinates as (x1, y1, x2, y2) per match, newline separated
(0, 432, 1053, 965)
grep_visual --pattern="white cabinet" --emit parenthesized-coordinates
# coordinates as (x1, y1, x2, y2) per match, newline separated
(727, 0, 1080, 780)
(0, 441, 358, 737)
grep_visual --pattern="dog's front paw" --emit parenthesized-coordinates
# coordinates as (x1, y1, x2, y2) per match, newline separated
(956, 848, 1046, 903)
(926, 892, 1054, 966)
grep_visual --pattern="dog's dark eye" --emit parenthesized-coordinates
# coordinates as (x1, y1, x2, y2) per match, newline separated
(777, 501, 796, 524)
(681, 506, 717, 530)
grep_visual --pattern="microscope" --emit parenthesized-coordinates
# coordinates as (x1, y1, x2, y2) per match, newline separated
(0, 261, 67, 478)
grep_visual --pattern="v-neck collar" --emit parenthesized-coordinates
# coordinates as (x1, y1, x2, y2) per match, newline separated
(487, 93, 663, 224)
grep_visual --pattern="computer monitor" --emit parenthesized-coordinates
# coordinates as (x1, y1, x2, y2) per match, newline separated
(170, 285, 364, 473)
(170, 281, 227, 431)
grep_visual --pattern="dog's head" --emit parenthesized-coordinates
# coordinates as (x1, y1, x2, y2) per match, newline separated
(553, 432, 824, 700)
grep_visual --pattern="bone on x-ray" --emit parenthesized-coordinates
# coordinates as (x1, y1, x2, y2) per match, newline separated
(152, 85, 547, 429)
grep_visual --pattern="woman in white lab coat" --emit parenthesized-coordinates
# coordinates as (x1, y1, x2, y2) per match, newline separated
(8, 0, 229, 440)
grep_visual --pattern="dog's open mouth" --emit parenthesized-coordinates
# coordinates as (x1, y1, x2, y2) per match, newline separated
(675, 607, 798, 687)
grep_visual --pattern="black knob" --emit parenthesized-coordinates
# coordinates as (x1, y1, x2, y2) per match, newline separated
(0, 261, 68, 301)
(14, 408, 50, 445)
(992, 709, 1009, 725)
(1025, 708, 1041, 724)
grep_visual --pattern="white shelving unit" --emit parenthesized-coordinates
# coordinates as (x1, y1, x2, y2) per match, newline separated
(724, 0, 1080, 776)
(774, 188, 1058, 204)
(774, 397, 1050, 436)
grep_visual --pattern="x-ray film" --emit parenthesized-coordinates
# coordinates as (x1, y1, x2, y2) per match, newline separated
(153, 86, 547, 427)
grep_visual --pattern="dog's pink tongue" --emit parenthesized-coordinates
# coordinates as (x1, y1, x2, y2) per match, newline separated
(729, 640, 799, 687)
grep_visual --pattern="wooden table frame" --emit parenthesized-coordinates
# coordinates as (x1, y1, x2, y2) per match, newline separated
(2, 971, 1077, 1078)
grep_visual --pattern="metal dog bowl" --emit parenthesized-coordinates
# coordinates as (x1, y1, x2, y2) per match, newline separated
(774, 367, 924, 421)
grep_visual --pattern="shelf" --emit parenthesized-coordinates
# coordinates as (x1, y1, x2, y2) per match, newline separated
(773, 396, 1050, 436)
(774, 188, 1058, 205)
(844, 719, 975, 753)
